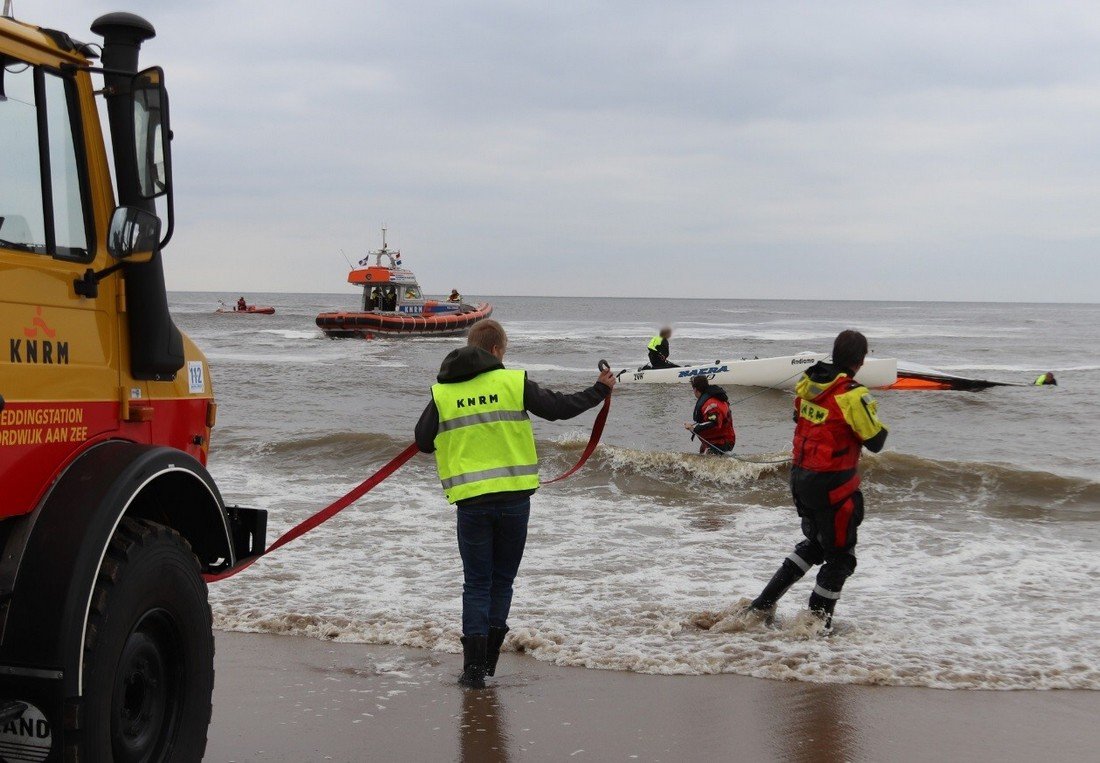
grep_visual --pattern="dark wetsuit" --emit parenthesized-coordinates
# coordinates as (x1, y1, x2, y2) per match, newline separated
(647, 336, 677, 369)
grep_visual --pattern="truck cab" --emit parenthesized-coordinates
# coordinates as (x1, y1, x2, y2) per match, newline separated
(0, 10, 264, 760)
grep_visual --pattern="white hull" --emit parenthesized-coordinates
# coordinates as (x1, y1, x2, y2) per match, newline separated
(619, 353, 898, 389)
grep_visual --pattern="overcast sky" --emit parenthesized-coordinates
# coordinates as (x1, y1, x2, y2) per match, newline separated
(35, 1, 1100, 300)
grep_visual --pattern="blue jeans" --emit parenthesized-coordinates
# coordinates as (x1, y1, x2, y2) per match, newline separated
(456, 496, 531, 636)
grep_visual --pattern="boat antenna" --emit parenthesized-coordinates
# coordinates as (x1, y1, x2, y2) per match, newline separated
(381, 224, 387, 252)
(339, 249, 354, 271)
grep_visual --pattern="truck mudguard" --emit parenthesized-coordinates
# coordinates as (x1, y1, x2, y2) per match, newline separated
(0, 440, 233, 696)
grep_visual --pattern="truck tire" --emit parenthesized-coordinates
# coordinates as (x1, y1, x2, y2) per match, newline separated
(81, 518, 213, 762)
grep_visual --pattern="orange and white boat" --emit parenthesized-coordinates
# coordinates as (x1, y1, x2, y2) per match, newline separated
(315, 230, 493, 338)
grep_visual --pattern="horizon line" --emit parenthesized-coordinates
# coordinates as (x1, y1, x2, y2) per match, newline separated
(167, 290, 1100, 307)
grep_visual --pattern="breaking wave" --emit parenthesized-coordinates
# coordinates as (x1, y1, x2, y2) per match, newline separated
(565, 444, 1100, 519)
(216, 427, 1100, 521)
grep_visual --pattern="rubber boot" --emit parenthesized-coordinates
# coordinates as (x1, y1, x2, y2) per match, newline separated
(459, 636, 488, 689)
(807, 591, 838, 631)
(486, 626, 509, 678)
(751, 559, 805, 613)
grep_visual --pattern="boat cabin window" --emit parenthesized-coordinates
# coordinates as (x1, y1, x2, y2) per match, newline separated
(403, 286, 422, 301)
(374, 284, 397, 311)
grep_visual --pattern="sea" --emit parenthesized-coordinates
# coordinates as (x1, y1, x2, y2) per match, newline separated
(171, 292, 1100, 690)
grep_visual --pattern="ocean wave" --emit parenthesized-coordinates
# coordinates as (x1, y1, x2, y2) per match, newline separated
(861, 451, 1100, 518)
(516, 362, 602, 373)
(205, 351, 331, 364)
(241, 431, 413, 461)
(596, 444, 786, 487)
(257, 328, 325, 340)
(569, 445, 1100, 519)
(216, 430, 1100, 520)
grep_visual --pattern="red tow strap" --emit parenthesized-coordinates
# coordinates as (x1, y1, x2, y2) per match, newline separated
(205, 395, 610, 583)
(541, 394, 610, 484)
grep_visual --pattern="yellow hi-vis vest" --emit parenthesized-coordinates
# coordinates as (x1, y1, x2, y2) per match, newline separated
(431, 369, 539, 504)
(648, 335, 663, 352)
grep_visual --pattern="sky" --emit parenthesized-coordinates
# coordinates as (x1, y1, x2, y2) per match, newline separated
(27, 1, 1100, 301)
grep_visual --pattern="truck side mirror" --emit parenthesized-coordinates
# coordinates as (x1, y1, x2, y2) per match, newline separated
(131, 67, 172, 200)
(107, 206, 161, 263)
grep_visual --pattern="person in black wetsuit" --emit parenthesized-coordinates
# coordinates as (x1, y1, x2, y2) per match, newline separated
(646, 327, 676, 369)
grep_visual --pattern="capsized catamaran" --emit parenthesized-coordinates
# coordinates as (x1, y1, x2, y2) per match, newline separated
(887, 362, 1028, 390)
(618, 353, 898, 389)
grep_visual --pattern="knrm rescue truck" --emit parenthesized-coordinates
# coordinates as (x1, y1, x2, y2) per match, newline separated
(0, 7, 265, 760)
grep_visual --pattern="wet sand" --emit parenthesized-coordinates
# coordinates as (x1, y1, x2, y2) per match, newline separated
(207, 631, 1098, 762)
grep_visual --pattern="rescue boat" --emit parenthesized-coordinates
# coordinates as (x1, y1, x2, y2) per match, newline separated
(618, 353, 899, 389)
(315, 230, 493, 338)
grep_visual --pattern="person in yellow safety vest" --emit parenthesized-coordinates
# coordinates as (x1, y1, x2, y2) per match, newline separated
(415, 319, 616, 688)
(646, 326, 677, 369)
(1034, 372, 1057, 386)
(448, 289, 462, 303)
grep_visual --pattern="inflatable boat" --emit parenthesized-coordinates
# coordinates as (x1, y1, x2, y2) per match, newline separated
(317, 303, 494, 338)
(618, 353, 898, 389)
(216, 303, 275, 315)
(315, 229, 494, 338)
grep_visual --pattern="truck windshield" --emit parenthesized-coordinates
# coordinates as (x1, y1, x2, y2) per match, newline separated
(0, 60, 90, 259)
(0, 61, 46, 252)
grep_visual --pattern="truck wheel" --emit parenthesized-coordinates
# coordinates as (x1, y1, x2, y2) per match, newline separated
(81, 518, 213, 762)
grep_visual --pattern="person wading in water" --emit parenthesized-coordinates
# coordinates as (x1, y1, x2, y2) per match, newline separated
(415, 320, 616, 687)
(684, 376, 736, 455)
(745, 330, 887, 630)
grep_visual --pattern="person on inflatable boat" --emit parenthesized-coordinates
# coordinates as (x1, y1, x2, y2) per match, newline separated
(684, 376, 736, 455)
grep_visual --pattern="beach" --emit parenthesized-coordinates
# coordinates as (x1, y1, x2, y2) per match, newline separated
(207, 631, 1099, 762)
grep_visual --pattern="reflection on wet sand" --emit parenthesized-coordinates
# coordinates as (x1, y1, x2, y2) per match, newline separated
(767, 681, 860, 763)
(459, 687, 511, 763)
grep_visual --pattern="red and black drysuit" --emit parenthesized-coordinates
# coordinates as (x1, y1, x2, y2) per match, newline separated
(750, 362, 887, 622)
(690, 386, 736, 454)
